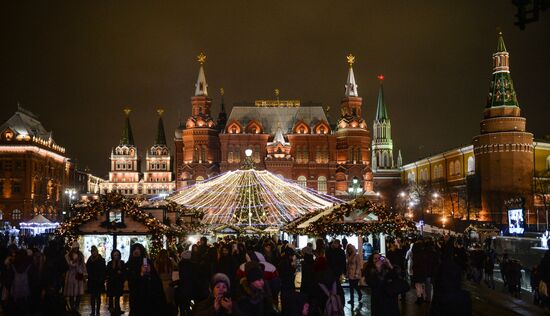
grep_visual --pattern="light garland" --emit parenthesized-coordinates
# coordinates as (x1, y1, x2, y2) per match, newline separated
(284, 196, 417, 237)
(168, 169, 342, 228)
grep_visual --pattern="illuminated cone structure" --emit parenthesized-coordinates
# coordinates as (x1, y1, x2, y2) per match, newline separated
(169, 169, 341, 228)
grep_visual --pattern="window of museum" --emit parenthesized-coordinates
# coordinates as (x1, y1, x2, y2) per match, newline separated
(449, 161, 455, 176)
(546, 156, 550, 171)
(12, 182, 21, 194)
(0, 210, 3, 220)
(317, 176, 327, 193)
(11, 209, 21, 220)
(454, 160, 461, 175)
(467, 157, 475, 174)
(297, 176, 307, 188)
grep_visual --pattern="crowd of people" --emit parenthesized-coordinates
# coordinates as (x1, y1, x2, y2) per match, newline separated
(0, 233, 548, 316)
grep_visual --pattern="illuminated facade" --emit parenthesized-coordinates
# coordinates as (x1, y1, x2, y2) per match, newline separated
(401, 34, 550, 228)
(174, 54, 374, 198)
(100, 108, 174, 196)
(0, 106, 71, 223)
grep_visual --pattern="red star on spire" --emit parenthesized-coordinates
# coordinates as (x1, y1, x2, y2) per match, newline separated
(377, 74, 385, 82)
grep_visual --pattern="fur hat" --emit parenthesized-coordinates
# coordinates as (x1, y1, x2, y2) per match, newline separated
(245, 261, 263, 283)
(211, 273, 230, 289)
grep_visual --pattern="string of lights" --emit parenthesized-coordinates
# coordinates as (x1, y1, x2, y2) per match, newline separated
(168, 169, 342, 228)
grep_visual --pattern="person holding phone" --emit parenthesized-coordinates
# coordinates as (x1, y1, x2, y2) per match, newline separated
(127, 243, 167, 315)
(194, 273, 243, 316)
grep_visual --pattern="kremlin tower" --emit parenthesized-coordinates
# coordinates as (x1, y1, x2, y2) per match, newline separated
(473, 32, 534, 223)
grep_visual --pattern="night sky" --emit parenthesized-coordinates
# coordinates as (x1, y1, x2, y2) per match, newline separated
(1, 1, 549, 176)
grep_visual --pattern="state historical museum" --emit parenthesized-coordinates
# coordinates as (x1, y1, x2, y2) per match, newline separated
(173, 53, 388, 198)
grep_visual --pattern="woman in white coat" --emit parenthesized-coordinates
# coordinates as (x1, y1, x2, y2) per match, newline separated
(346, 244, 363, 305)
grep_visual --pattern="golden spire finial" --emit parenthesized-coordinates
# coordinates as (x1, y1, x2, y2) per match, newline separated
(274, 88, 280, 98)
(197, 52, 206, 65)
(156, 108, 164, 116)
(346, 53, 355, 67)
(220, 87, 225, 96)
(123, 107, 131, 116)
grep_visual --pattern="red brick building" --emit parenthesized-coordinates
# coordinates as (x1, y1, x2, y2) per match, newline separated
(175, 54, 374, 198)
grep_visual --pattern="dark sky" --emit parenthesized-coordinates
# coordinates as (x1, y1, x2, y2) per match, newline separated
(1, 1, 549, 177)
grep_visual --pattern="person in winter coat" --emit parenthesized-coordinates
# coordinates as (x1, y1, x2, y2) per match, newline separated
(106, 249, 126, 314)
(506, 259, 523, 298)
(236, 261, 277, 316)
(411, 241, 428, 304)
(346, 244, 363, 305)
(86, 245, 106, 316)
(278, 247, 297, 315)
(235, 251, 280, 303)
(216, 243, 238, 286)
(6, 249, 32, 315)
(64, 247, 87, 312)
(300, 245, 315, 299)
(177, 250, 197, 316)
(155, 249, 177, 308)
(429, 242, 472, 316)
(193, 273, 243, 316)
(127, 243, 167, 316)
(364, 253, 399, 316)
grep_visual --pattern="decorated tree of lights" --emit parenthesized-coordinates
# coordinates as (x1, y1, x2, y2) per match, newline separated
(169, 150, 342, 230)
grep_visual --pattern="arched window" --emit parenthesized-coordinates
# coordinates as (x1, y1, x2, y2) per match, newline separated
(195, 176, 204, 183)
(467, 156, 475, 174)
(408, 172, 416, 183)
(0, 210, 3, 220)
(449, 161, 455, 176)
(454, 160, 461, 175)
(317, 176, 327, 193)
(297, 176, 307, 188)
(382, 152, 389, 168)
(11, 209, 21, 220)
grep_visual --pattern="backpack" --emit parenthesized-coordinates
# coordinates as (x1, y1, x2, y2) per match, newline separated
(11, 265, 30, 301)
(318, 282, 344, 316)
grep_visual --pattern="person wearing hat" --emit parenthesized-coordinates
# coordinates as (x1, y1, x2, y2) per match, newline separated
(194, 273, 243, 316)
(236, 261, 277, 315)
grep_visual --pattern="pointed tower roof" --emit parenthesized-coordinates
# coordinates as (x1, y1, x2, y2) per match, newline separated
(195, 53, 208, 96)
(397, 150, 403, 167)
(217, 88, 228, 131)
(375, 75, 389, 122)
(344, 54, 358, 97)
(496, 32, 507, 52)
(120, 108, 135, 146)
(486, 32, 519, 108)
(155, 108, 167, 145)
(272, 127, 288, 145)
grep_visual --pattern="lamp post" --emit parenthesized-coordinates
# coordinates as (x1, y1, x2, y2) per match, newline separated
(348, 177, 363, 199)
(64, 188, 76, 219)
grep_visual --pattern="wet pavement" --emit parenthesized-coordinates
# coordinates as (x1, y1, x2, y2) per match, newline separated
(75, 279, 547, 316)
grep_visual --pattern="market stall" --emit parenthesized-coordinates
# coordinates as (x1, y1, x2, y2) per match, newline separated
(20, 214, 59, 235)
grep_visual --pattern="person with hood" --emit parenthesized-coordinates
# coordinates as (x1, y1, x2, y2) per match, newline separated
(236, 261, 277, 315)
(194, 273, 243, 316)
(64, 246, 87, 313)
(235, 251, 280, 302)
(346, 243, 363, 305)
(300, 245, 315, 299)
(86, 245, 106, 316)
(127, 243, 167, 316)
(106, 249, 126, 315)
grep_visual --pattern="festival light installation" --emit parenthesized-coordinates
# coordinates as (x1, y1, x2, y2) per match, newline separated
(169, 166, 341, 228)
